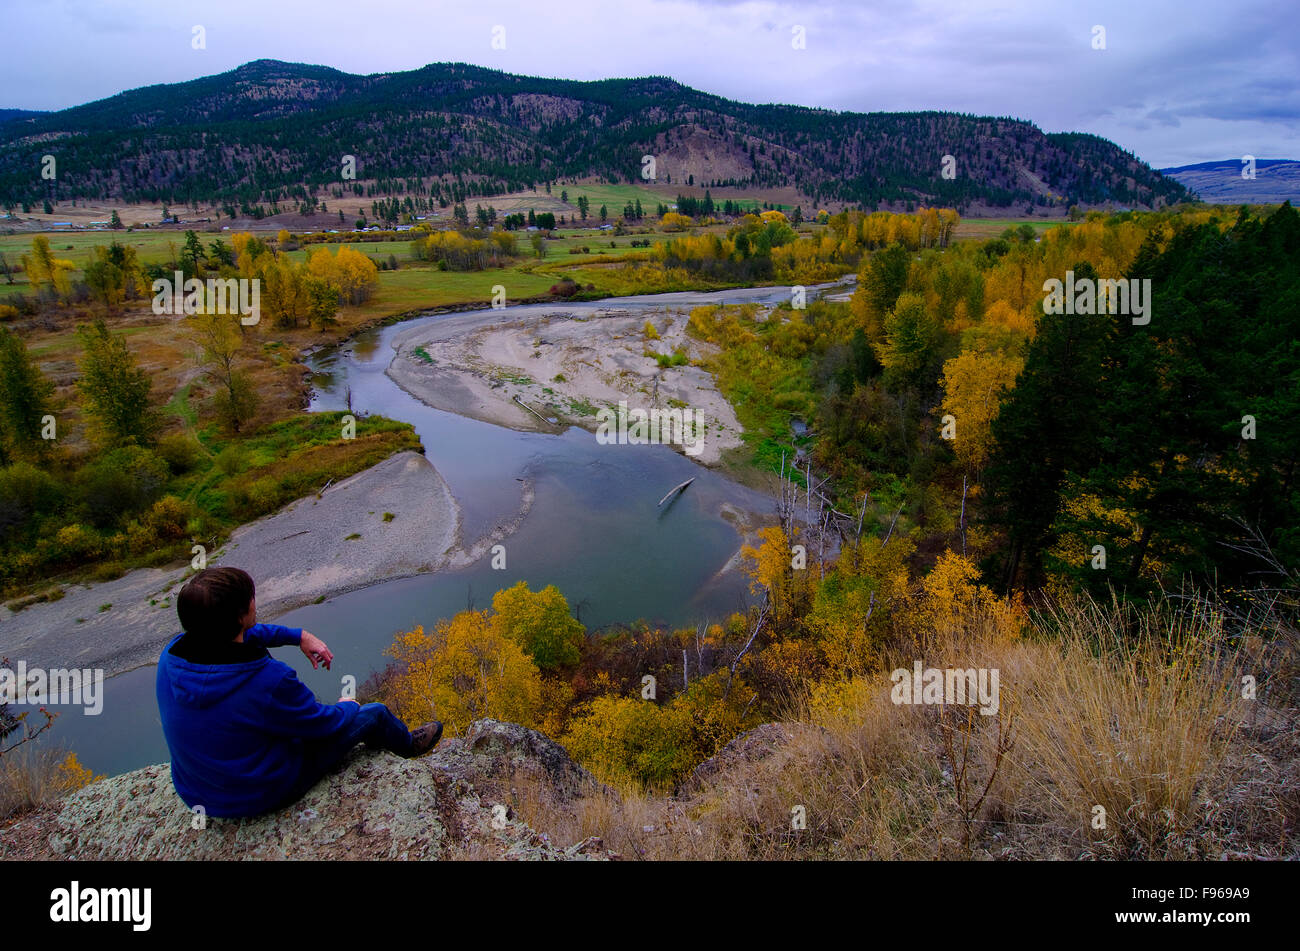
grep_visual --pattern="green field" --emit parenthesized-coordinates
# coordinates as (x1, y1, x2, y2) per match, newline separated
(0, 229, 184, 271)
(548, 183, 674, 214)
(952, 216, 1075, 240)
(355, 266, 560, 311)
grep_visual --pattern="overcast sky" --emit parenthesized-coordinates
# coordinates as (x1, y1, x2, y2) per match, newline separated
(5, 0, 1296, 169)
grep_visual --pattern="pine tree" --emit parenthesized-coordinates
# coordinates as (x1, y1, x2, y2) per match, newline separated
(982, 261, 1110, 591)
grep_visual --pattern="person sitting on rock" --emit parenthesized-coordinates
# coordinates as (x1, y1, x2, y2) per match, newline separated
(156, 565, 442, 818)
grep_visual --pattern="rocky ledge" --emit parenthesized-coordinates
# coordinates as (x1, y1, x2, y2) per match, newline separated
(0, 720, 619, 861)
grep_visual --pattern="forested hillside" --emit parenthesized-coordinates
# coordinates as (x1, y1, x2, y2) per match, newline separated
(0, 60, 1187, 213)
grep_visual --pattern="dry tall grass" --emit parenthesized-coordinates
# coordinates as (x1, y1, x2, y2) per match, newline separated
(0, 745, 102, 821)
(509, 591, 1296, 860)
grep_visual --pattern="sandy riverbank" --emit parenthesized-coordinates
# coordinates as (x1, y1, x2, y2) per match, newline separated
(0, 451, 464, 679)
(387, 302, 748, 467)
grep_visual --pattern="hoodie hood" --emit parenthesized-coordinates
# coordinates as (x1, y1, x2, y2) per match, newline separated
(159, 634, 271, 709)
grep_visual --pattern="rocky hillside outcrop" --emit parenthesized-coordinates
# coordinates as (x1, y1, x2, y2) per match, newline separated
(0, 720, 619, 861)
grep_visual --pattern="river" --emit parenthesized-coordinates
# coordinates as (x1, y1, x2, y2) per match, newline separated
(35, 283, 846, 778)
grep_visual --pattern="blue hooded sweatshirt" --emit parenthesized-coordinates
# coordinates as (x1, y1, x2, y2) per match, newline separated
(155, 623, 361, 818)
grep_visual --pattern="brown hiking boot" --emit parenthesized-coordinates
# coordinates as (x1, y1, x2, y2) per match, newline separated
(408, 721, 443, 757)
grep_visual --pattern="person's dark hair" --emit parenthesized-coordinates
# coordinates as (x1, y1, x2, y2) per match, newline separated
(177, 567, 255, 643)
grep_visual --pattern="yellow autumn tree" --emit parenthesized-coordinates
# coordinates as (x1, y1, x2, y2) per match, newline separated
(560, 694, 700, 789)
(660, 211, 693, 232)
(381, 612, 542, 738)
(807, 533, 914, 675)
(981, 298, 1036, 338)
(55, 751, 104, 793)
(21, 236, 74, 300)
(308, 245, 379, 306)
(490, 580, 585, 670)
(261, 257, 337, 330)
(904, 550, 1024, 654)
(807, 675, 878, 728)
(229, 232, 271, 278)
(940, 347, 1024, 474)
(740, 524, 799, 621)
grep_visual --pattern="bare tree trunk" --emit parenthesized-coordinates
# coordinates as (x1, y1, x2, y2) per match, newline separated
(723, 599, 769, 701)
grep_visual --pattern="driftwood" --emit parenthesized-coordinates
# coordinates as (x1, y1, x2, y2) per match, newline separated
(657, 477, 695, 506)
(513, 395, 551, 425)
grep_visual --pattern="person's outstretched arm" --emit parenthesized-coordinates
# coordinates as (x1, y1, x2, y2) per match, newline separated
(243, 623, 301, 648)
(244, 625, 335, 669)
(260, 669, 361, 740)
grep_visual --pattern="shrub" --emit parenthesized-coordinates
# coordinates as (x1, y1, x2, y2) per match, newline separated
(655, 348, 689, 369)
(212, 371, 260, 434)
(156, 433, 204, 474)
(491, 581, 585, 670)
(53, 523, 102, 562)
(380, 615, 542, 738)
(77, 447, 169, 528)
(142, 496, 194, 541)
(214, 444, 250, 476)
(0, 748, 103, 821)
(561, 694, 699, 790)
(0, 462, 62, 539)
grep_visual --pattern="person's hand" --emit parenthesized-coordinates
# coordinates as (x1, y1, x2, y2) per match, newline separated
(338, 697, 360, 705)
(299, 630, 334, 670)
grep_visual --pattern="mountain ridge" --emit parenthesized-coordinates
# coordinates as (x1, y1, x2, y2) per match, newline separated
(1159, 158, 1300, 204)
(0, 59, 1189, 214)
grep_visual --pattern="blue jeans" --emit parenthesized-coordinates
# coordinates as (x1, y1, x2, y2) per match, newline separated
(279, 702, 414, 808)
